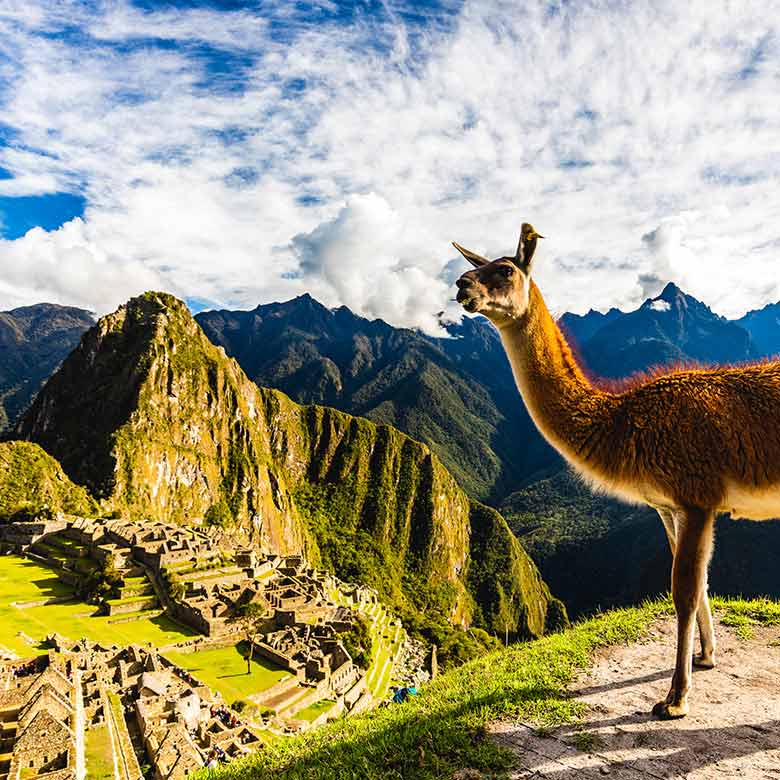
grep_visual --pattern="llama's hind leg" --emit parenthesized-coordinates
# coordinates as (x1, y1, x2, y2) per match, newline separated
(694, 589, 716, 668)
(656, 507, 716, 669)
(653, 506, 715, 720)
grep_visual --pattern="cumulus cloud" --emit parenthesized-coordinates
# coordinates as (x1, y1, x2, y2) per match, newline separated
(0, 0, 778, 325)
(0, 218, 161, 313)
(290, 193, 454, 335)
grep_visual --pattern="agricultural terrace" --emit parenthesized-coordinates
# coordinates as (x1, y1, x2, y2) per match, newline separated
(164, 642, 292, 705)
(0, 554, 194, 656)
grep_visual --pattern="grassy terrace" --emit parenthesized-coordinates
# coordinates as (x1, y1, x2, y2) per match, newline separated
(295, 699, 335, 723)
(85, 724, 113, 780)
(164, 642, 292, 706)
(0, 554, 194, 656)
(203, 597, 780, 780)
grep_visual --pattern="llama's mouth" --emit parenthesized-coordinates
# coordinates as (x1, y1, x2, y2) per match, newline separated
(456, 288, 480, 312)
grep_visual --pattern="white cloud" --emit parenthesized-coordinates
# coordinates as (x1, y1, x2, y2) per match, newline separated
(0, 218, 161, 313)
(649, 299, 671, 312)
(290, 193, 455, 335)
(0, 0, 778, 325)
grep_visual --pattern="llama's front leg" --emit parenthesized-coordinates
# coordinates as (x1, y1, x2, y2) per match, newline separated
(653, 507, 715, 720)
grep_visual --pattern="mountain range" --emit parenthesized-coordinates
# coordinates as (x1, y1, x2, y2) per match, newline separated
(12, 292, 565, 655)
(3, 283, 780, 618)
(0, 303, 94, 432)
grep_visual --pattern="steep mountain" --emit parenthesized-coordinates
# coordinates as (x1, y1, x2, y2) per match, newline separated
(736, 302, 780, 358)
(0, 303, 93, 431)
(576, 283, 758, 379)
(196, 296, 556, 502)
(0, 440, 98, 520)
(16, 291, 565, 641)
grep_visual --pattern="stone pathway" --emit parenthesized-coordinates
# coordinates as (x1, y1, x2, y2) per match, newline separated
(490, 619, 780, 779)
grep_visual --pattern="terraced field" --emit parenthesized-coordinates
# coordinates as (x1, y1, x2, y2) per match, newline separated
(164, 642, 293, 706)
(0, 554, 194, 657)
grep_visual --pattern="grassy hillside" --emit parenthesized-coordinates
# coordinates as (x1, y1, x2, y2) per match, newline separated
(0, 440, 98, 520)
(16, 291, 565, 648)
(203, 596, 780, 780)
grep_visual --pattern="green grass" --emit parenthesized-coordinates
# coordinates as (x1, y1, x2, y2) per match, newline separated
(201, 595, 780, 780)
(713, 596, 780, 641)
(0, 554, 194, 655)
(296, 700, 336, 723)
(163, 642, 293, 703)
(202, 598, 673, 780)
(85, 724, 114, 780)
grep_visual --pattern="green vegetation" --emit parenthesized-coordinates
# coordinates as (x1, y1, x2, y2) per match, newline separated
(229, 602, 267, 673)
(80, 559, 124, 602)
(204, 498, 233, 527)
(203, 596, 780, 780)
(338, 613, 373, 669)
(85, 724, 114, 780)
(571, 730, 603, 753)
(0, 441, 98, 520)
(203, 598, 670, 780)
(296, 700, 335, 723)
(714, 595, 780, 641)
(0, 554, 193, 656)
(163, 643, 292, 703)
(16, 291, 564, 658)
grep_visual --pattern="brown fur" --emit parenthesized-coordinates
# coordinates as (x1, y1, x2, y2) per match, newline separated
(454, 230, 780, 720)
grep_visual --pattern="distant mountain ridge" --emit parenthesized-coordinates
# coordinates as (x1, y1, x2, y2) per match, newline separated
(568, 283, 760, 380)
(195, 287, 780, 617)
(196, 294, 552, 502)
(6, 286, 780, 620)
(0, 303, 94, 431)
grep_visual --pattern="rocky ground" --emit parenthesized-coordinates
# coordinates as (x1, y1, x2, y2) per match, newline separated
(490, 619, 780, 779)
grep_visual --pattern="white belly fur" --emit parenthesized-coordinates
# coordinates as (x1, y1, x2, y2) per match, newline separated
(720, 483, 780, 521)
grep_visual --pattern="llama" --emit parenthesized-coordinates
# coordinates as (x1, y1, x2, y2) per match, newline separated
(453, 223, 780, 718)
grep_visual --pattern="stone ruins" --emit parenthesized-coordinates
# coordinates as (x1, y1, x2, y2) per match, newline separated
(0, 514, 413, 779)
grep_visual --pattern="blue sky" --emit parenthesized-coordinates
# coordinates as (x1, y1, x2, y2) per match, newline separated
(0, 0, 778, 332)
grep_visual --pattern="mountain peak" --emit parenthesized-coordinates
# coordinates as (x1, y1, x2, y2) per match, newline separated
(658, 281, 684, 302)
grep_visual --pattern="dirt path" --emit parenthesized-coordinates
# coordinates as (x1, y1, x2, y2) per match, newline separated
(490, 619, 780, 779)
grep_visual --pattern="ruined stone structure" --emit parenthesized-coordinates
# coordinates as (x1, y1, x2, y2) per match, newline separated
(0, 640, 263, 780)
(0, 513, 412, 765)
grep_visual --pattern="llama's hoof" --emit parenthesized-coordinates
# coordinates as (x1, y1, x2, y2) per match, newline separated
(693, 653, 715, 669)
(652, 700, 688, 720)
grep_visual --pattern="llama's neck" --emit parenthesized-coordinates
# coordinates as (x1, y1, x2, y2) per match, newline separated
(497, 282, 615, 468)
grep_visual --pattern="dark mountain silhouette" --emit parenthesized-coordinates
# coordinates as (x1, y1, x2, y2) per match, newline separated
(0, 303, 94, 431)
(736, 301, 780, 358)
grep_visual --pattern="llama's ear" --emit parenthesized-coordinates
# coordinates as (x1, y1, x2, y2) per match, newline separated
(452, 241, 489, 268)
(514, 223, 544, 273)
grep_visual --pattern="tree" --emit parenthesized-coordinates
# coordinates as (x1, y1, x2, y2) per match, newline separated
(337, 613, 374, 669)
(229, 602, 266, 674)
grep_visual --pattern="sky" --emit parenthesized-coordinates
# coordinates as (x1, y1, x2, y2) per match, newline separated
(0, 0, 778, 334)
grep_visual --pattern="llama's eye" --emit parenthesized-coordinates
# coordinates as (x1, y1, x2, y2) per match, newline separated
(499, 265, 514, 277)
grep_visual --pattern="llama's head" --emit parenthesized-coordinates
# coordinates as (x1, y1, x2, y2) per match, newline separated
(453, 223, 542, 327)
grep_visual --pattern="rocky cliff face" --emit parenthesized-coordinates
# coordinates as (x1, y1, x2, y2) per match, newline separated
(17, 292, 564, 639)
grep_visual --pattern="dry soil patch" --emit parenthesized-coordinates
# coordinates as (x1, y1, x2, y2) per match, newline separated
(491, 619, 780, 779)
